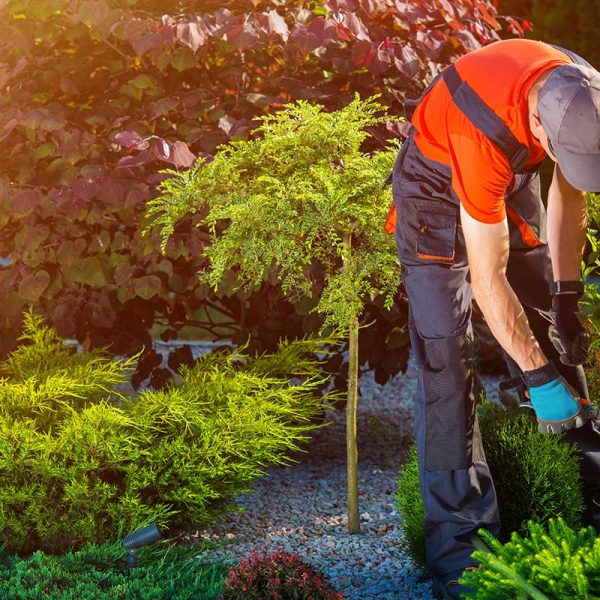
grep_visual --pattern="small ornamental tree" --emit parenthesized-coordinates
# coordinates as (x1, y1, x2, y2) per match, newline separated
(144, 96, 401, 533)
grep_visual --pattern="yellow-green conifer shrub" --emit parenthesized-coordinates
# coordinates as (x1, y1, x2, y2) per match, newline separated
(461, 518, 600, 599)
(0, 310, 342, 555)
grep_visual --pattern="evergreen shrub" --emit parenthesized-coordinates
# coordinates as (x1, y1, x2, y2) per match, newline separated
(0, 310, 341, 555)
(396, 400, 584, 568)
(221, 548, 343, 600)
(461, 518, 600, 599)
(394, 445, 426, 570)
(0, 541, 228, 600)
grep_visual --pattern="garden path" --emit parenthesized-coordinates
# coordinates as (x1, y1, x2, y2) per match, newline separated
(191, 356, 500, 599)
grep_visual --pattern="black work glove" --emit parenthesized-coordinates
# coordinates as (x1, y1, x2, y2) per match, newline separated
(548, 290, 590, 367)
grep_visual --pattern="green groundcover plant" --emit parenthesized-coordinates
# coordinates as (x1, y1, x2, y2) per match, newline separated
(0, 309, 342, 555)
(461, 518, 600, 599)
(0, 541, 229, 600)
(396, 400, 584, 570)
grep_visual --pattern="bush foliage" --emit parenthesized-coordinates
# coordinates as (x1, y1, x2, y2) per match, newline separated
(0, 0, 519, 386)
(461, 518, 600, 599)
(0, 310, 341, 555)
(396, 400, 584, 569)
(222, 547, 343, 600)
(0, 541, 228, 599)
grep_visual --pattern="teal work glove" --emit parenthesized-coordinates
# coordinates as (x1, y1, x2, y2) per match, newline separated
(524, 362, 584, 434)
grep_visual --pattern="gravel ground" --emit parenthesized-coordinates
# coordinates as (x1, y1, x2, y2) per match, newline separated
(185, 351, 501, 600)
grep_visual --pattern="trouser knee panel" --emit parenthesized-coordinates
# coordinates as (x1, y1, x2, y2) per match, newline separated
(423, 333, 477, 472)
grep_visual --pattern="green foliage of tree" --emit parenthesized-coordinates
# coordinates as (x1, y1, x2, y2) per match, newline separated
(461, 518, 600, 599)
(0, 541, 228, 599)
(0, 309, 342, 555)
(396, 400, 584, 569)
(146, 96, 401, 332)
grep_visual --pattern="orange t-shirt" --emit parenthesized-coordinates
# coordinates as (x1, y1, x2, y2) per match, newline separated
(385, 39, 571, 232)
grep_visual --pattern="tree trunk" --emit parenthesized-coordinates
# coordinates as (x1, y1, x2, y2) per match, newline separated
(343, 232, 360, 534)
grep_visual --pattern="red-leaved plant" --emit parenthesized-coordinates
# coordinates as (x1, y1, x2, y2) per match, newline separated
(0, 0, 523, 387)
(221, 547, 344, 600)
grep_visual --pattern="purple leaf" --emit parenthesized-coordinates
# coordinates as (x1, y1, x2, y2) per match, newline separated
(352, 40, 376, 67)
(289, 23, 319, 50)
(117, 150, 153, 169)
(18, 270, 50, 303)
(203, 8, 236, 38)
(453, 29, 483, 52)
(416, 29, 447, 58)
(149, 96, 179, 120)
(147, 173, 173, 185)
(131, 32, 163, 56)
(393, 43, 421, 78)
(123, 17, 156, 56)
(152, 138, 172, 161)
(176, 21, 207, 52)
(95, 178, 125, 206)
(309, 17, 339, 45)
(225, 16, 261, 50)
(170, 141, 196, 168)
(258, 9, 289, 42)
(114, 131, 149, 150)
(0, 57, 27, 89)
(78, 1, 110, 28)
(394, 1, 427, 23)
(71, 178, 97, 200)
(10, 189, 42, 213)
(343, 13, 369, 41)
(369, 45, 391, 75)
(0, 116, 21, 142)
(218, 115, 249, 138)
(150, 138, 195, 168)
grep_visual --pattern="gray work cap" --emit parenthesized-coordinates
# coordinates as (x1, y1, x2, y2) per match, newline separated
(538, 63, 600, 192)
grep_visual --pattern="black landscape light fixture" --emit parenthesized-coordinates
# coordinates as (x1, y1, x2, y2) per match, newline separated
(123, 523, 162, 569)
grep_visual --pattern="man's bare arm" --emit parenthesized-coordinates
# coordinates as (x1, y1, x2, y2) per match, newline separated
(547, 163, 587, 282)
(459, 204, 547, 372)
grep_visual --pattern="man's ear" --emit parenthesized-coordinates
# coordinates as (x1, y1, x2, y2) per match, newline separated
(531, 112, 542, 128)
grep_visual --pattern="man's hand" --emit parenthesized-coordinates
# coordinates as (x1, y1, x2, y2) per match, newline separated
(524, 361, 585, 434)
(549, 291, 590, 366)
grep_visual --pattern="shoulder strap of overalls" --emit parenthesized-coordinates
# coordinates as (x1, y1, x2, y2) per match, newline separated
(441, 65, 530, 173)
(441, 44, 592, 174)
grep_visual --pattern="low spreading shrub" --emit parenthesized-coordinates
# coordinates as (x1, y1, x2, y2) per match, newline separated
(221, 547, 343, 600)
(396, 400, 584, 569)
(0, 541, 228, 599)
(461, 518, 600, 599)
(0, 310, 342, 555)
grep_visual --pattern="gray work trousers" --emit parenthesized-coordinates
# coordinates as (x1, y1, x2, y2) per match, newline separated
(392, 137, 600, 577)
